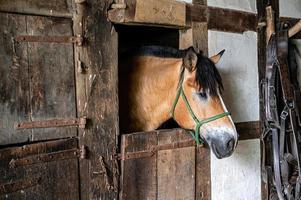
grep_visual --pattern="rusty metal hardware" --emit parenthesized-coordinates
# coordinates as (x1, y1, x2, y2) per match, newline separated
(15, 35, 83, 46)
(80, 145, 87, 159)
(111, 3, 127, 9)
(0, 177, 40, 194)
(9, 147, 86, 168)
(15, 117, 86, 130)
(116, 139, 196, 160)
(75, 0, 86, 3)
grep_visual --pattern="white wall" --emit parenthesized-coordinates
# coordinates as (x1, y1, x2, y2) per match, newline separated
(279, 0, 301, 18)
(209, 31, 259, 122)
(208, 0, 257, 13)
(211, 140, 261, 200)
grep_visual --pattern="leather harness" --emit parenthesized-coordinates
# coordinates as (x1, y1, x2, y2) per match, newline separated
(262, 26, 301, 200)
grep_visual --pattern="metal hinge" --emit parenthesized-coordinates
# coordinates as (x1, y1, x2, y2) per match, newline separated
(114, 139, 196, 160)
(15, 35, 83, 46)
(14, 117, 86, 130)
(0, 177, 41, 194)
(9, 145, 87, 168)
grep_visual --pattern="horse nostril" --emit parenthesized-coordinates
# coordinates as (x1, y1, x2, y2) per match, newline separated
(227, 138, 234, 150)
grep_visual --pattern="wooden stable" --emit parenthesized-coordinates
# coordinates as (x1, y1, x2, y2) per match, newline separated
(0, 0, 300, 199)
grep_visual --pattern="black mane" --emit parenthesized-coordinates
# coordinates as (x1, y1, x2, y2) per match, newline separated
(124, 46, 223, 97)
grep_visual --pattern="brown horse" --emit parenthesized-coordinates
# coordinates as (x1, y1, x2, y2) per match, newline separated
(119, 46, 238, 159)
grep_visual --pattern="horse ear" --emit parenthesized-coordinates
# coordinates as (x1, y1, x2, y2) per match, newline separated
(183, 47, 197, 71)
(210, 49, 225, 64)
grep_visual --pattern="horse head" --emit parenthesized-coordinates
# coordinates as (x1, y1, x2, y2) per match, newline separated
(171, 47, 238, 159)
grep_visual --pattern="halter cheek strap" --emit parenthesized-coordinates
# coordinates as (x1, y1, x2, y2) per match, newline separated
(170, 85, 231, 145)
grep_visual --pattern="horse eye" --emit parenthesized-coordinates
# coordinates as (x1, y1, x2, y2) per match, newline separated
(197, 92, 207, 99)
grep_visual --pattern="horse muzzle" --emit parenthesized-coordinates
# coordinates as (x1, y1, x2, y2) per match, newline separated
(205, 131, 237, 159)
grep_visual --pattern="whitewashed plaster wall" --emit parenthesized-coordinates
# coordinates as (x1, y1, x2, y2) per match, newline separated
(207, 1, 261, 200)
(209, 31, 259, 122)
(211, 140, 261, 200)
(279, 0, 301, 18)
(208, 0, 256, 13)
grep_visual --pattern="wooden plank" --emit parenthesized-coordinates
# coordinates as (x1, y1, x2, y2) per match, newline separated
(135, 0, 186, 27)
(120, 131, 158, 200)
(0, 13, 31, 145)
(75, 0, 119, 199)
(208, 7, 257, 33)
(0, 0, 74, 18)
(25, 16, 77, 141)
(110, 2, 257, 33)
(109, 0, 187, 28)
(257, 0, 277, 199)
(120, 129, 200, 200)
(0, 138, 79, 199)
(0, 13, 77, 145)
(235, 121, 260, 140)
(186, 4, 257, 33)
(157, 129, 195, 200)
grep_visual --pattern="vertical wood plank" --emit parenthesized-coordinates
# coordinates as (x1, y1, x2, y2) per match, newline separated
(26, 16, 77, 141)
(75, 0, 119, 199)
(120, 131, 158, 200)
(257, 0, 279, 199)
(192, 0, 211, 199)
(157, 130, 195, 200)
(0, 13, 31, 145)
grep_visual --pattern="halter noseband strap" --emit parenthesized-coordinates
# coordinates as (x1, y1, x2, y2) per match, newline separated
(170, 79, 231, 145)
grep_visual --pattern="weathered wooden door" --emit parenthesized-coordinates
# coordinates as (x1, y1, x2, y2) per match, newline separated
(119, 129, 210, 200)
(1, 0, 120, 199)
(0, 4, 81, 199)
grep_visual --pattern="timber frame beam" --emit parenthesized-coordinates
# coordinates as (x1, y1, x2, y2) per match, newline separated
(108, 0, 258, 33)
(108, 0, 301, 38)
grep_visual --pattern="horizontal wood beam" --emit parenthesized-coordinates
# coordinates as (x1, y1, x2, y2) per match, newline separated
(0, 0, 74, 18)
(235, 121, 260, 140)
(280, 17, 301, 39)
(109, 1, 257, 33)
(208, 7, 257, 33)
(187, 5, 257, 33)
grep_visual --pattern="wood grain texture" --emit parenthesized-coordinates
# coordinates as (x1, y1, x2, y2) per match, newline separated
(236, 121, 260, 140)
(0, 13, 31, 145)
(0, 138, 79, 199)
(120, 129, 199, 200)
(26, 16, 77, 141)
(109, 1, 257, 33)
(157, 130, 195, 200)
(208, 7, 257, 33)
(134, 0, 186, 27)
(0, 0, 74, 18)
(0, 13, 77, 145)
(75, 0, 119, 199)
(257, 0, 273, 199)
(120, 131, 158, 200)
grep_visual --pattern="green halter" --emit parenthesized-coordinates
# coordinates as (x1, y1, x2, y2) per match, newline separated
(170, 81, 231, 145)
